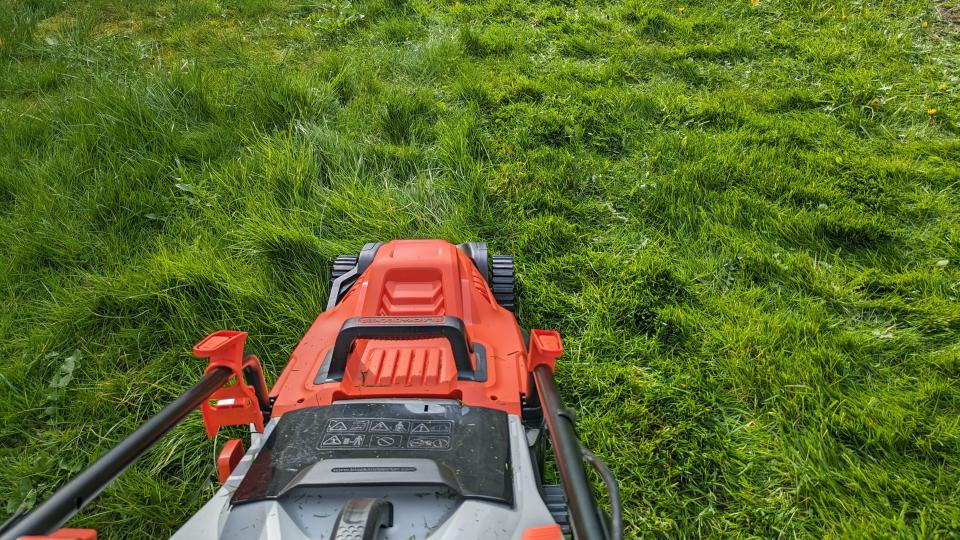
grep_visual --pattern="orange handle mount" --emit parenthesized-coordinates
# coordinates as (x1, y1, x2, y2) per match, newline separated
(193, 331, 265, 438)
(528, 329, 563, 372)
(217, 439, 245, 484)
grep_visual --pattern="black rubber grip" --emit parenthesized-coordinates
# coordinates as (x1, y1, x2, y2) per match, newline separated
(325, 316, 479, 381)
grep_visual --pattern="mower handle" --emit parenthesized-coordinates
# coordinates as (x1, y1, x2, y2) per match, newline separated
(533, 364, 623, 540)
(0, 366, 237, 540)
(324, 316, 481, 382)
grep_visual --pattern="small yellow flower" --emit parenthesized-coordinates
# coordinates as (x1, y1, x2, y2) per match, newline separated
(922, 20, 928, 28)
(678, 6, 685, 13)
(927, 108, 938, 116)
(938, 82, 948, 91)
(751, 0, 760, 5)
(869, 97, 880, 108)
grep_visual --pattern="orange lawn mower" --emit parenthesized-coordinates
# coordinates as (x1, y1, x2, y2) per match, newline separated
(1, 240, 622, 540)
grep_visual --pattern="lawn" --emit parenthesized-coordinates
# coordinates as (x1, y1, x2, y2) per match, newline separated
(1, 0, 958, 537)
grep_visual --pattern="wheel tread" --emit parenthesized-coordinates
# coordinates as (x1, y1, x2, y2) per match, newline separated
(489, 255, 516, 312)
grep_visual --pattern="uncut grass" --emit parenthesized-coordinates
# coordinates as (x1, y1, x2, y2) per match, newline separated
(1, 0, 959, 537)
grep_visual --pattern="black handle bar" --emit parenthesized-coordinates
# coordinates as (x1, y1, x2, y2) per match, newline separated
(324, 316, 480, 381)
(534, 364, 622, 540)
(0, 366, 236, 540)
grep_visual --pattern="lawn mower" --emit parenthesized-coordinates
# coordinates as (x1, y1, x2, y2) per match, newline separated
(1, 240, 622, 540)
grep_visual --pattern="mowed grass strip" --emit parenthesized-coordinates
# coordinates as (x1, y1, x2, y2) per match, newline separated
(1, 0, 958, 537)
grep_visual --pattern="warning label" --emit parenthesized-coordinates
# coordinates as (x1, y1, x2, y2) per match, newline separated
(370, 420, 409, 433)
(319, 418, 454, 451)
(326, 419, 369, 432)
(372, 435, 403, 448)
(410, 421, 452, 434)
(321, 434, 365, 447)
(407, 436, 451, 450)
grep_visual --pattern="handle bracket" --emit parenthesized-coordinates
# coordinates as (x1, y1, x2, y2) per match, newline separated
(193, 331, 266, 437)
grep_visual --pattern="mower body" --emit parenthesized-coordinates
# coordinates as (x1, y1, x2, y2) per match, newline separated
(3, 240, 616, 540)
(173, 240, 564, 539)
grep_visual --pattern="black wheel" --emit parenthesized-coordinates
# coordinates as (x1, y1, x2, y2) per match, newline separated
(490, 255, 515, 312)
(326, 244, 384, 309)
(331, 255, 358, 285)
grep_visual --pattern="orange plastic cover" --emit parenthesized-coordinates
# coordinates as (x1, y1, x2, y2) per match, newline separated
(269, 240, 561, 416)
(522, 524, 564, 539)
(217, 439, 245, 484)
(21, 529, 96, 540)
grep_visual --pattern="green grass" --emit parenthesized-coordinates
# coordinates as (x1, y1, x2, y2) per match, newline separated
(1, 0, 958, 537)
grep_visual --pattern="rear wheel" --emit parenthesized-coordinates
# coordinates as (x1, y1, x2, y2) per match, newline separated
(327, 244, 384, 308)
(328, 255, 358, 307)
(490, 255, 515, 312)
(330, 255, 358, 284)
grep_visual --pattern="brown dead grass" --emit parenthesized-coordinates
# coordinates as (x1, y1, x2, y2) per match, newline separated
(34, 12, 73, 38)
(937, 0, 960, 29)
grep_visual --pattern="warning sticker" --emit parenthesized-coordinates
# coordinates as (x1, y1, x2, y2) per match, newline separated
(319, 418, 454, 451)
(406, 436, 451, 450)
(371, 435, 403, 448)
(326, 419, 369, 432)
(321, 434, 365, 447)
(370, 420, 409, 433)
(410, 421, 452, 434)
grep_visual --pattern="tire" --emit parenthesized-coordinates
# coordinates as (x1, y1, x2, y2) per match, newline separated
(331, 255, 358, 285)
(326, 244, 384, 309)
(490, 255, 515, 312)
